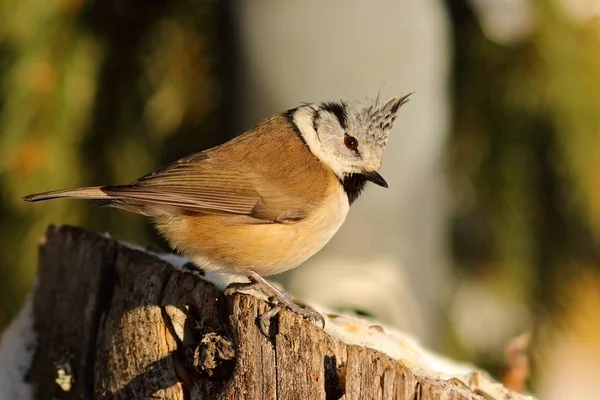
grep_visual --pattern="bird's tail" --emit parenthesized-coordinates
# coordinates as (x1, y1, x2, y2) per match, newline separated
(22, 187, 110, 202)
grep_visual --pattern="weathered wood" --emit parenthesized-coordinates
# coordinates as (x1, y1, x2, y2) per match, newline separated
(26, 225, 483, 399)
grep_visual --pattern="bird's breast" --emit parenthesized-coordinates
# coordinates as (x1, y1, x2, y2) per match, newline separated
(156, 183, 350, 276)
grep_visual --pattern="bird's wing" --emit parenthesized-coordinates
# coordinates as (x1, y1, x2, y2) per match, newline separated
(103, 152, 309, 223)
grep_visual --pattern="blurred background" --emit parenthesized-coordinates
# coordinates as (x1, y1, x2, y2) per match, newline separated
(1, 0, 599, 397)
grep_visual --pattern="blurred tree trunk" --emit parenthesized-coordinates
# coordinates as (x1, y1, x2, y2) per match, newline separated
(231, 0, 452, 347)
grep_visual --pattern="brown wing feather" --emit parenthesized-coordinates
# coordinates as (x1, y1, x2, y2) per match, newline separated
(103, 116, 328, 222)
(104, 158, 264, 216)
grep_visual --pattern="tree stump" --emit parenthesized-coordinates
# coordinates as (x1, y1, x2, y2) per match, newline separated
(12, 225, 526, 399)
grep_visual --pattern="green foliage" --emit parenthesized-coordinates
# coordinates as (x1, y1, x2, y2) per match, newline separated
(0, 0, 227, 329)
(447, 0, 600, 378)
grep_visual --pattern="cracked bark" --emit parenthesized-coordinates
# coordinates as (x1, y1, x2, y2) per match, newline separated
(26, 225, 483, 400)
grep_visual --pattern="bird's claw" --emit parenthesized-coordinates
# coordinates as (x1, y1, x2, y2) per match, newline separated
(224, 280, 261, 296)
(227, 271, 326, 337)
(257, 300, 325, 337)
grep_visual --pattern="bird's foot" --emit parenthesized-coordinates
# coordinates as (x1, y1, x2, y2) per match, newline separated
(244, 270, 325, 336)
(225, 270, 325, 336)
(257, 298, 324, 336)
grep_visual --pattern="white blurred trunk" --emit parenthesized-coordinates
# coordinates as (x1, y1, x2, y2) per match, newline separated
(231, 0, 451, 344)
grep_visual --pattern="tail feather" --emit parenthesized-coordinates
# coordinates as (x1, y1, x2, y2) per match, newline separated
(22, 187, 111, 202)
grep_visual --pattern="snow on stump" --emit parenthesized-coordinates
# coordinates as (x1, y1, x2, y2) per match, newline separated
(0, 225, 536, 400)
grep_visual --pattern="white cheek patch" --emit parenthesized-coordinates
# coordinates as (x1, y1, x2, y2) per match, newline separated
(293, 107, 349, 179)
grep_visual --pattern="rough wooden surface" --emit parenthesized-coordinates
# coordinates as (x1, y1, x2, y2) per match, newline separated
(27, 225, 482, 400)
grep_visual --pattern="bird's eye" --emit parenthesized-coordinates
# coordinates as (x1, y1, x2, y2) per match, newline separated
(344, 136, 358, 150)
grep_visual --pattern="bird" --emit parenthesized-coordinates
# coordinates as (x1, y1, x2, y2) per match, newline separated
(23, 93, 410, 333)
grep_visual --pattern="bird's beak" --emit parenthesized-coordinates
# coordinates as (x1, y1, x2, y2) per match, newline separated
(364, 171, 388, 188)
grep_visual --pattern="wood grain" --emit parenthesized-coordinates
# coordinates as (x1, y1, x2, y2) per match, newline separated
(26, 225, 483, 400)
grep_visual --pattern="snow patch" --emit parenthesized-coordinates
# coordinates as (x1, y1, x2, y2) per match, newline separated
(0, 296, 37, 400)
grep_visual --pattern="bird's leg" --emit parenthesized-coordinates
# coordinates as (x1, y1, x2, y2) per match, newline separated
(245, 270, 325, 335)
(225, 275, 283, 335)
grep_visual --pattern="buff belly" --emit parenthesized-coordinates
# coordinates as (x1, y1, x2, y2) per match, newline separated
(154, 188, 349, 276)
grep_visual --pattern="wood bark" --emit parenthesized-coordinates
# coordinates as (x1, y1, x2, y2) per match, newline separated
(26, 225, 482, 399)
